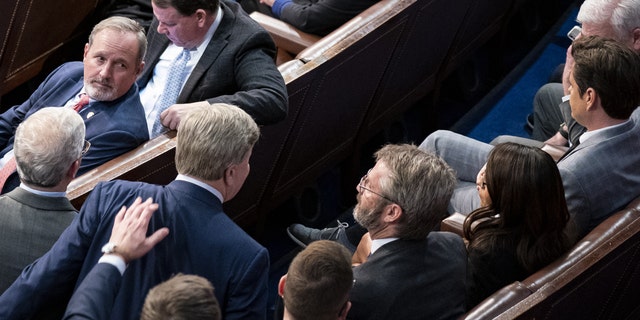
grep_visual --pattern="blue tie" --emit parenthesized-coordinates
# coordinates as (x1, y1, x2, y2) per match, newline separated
(152, 48, 191, 136)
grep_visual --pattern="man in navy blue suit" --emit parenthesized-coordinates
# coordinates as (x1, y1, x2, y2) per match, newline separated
(0, 103, 269, 319)
(0, 16, 149, 193)
(63, 197, 221, 320)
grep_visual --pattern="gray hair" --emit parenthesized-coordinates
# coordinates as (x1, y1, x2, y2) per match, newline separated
(578, 0, 640, 43)
(175, 103, 259, 180)
(375, 144, 457, 239)
(88, 16, 147, 64)
(14, 107, 85, 187)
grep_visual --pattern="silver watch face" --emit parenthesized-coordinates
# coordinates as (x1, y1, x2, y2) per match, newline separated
(102, 242, 117, 254)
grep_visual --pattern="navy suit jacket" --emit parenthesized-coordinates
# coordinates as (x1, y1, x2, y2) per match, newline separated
(138, 0, 288, 126)
(0, 180, 270, 320)
(0, 62, 149, 182)
(63, 263, 122, 320)
(348, 232, 467, 320)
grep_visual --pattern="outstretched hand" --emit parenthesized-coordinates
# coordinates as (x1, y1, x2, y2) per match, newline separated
(107, 197, 170, 264)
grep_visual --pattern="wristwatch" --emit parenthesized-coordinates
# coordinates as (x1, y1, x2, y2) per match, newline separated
(101, 242, 117, 254)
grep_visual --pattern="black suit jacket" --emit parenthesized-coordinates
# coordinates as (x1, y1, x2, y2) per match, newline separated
(279, 0, 379, 36)
(348, 232, 467, 320)
(138, 0, 288, 126)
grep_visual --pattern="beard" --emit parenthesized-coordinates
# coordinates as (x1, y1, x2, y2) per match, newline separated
(353, 196, 386, 231)
(84, 77, 117, 101)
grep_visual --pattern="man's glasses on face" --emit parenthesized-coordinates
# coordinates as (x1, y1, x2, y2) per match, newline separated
(357, 169, 402, 210)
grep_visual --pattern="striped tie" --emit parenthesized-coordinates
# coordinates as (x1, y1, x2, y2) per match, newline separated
(151, 48, 191, 137)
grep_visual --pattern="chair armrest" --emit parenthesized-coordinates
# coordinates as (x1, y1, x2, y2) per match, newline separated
(441, 212, 466, 236)
(541, 144, 569, 162)
(67, 131, 177, 208)
(250, 12, 321, 56)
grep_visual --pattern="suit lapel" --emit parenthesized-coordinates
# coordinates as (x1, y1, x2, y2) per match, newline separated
(138, 20, 170, 88)
(558, 120, 635, 163)
(178, 3, 233, 103)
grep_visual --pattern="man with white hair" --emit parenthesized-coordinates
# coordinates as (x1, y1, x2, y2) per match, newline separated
(0, 107, 87, 293)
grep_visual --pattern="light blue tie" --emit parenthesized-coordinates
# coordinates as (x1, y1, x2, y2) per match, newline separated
(152, 48, 191, 136)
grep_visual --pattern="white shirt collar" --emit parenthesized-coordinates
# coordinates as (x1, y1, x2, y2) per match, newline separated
(579, 120, 629, 144)
(175, 174, 223, 203)
(370, 238, 399, 255)
(20, 183, 66, 197)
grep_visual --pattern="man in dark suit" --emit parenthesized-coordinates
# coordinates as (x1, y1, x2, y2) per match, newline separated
(0, 103, 269, 320)
(239, 0, 378, 36)
(138, 0, 288, 137)
(345, 144, 467, 320)
(0, 16, 149, 193)
(0, 107, 86, 293)
(63, 198, 221, 320)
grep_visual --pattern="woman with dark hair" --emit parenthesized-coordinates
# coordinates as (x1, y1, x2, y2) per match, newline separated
(463, 142, 576, 308)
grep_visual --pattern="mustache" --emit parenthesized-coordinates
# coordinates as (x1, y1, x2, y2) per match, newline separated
(89, 77, 113, 88)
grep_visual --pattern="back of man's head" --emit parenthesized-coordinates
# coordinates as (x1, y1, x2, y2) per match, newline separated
(571, 35, 640, 120)
(14, 107, 85, 188)
(283, 240, 353, 320)
(175, 103, 259, 181)
(374, 144, 457, 239)
(152, 0, 220, 16)
(141, 274, 221, 320)
(577, 0, 640, 46)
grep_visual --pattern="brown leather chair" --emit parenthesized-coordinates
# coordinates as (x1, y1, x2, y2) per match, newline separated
(0, 0, 99, 97)
(462, 195, 640, 319)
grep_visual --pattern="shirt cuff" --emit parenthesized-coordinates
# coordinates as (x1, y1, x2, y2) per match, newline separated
(561, 94, 570, 103)
(99, 254, 127, 275)
(271, 0, 292, 18)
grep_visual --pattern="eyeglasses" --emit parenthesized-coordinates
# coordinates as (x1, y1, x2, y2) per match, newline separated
(358, 169, 401, 207)
(476, 182, 487, 189)
(81, 140, 91, 157)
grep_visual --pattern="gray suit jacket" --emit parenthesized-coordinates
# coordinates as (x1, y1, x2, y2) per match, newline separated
(0, 187, 77, 292)
(138, 0, 288, 126)
(558, 118, 640, 237)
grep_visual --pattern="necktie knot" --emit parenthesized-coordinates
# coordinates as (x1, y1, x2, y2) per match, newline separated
(73, 93, 90, 113)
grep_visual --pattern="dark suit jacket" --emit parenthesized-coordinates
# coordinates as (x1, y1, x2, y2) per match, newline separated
(348, 232, 467, 320)
(0, 62, 149, 192)
(63, 263, 122, 320)
(0, 179, 269, 320)
(138, 0, 288, 126)
(0, 187, 77, 293)
(279, 0, 378, 36)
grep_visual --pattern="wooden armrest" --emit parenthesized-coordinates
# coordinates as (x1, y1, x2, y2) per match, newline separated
(250, 12, 321, 56)
(441, 212, 466, 236)
(541, 144, 569, 162)
(67, 131, 177, 208)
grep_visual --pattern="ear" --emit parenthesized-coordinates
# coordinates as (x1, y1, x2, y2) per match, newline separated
(223, 164, 236, 186)
(136, 61, 145, 77)
(632, 28, 640, 53)
(278, 275, 287, 297)
(196, 9, 207, 26)
(338, 301, 352, 320)
(584, 87, 597, 111)
(382, 203, 403, 223)
(68, 159, 81, 180)
(83, 43, 90, 59)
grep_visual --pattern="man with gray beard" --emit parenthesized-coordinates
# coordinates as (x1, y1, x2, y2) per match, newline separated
(345, 144, 466, 320)
(0, 16, 149, 194)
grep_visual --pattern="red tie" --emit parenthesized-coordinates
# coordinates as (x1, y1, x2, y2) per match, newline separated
(0, 157, 17, 191)
(73, 94, 90, 112)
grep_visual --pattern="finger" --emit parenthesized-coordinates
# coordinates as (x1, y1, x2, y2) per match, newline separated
(146, 227, 170, 248)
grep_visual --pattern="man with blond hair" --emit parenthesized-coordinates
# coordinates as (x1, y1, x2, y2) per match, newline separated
(0, 103, 269, 320)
